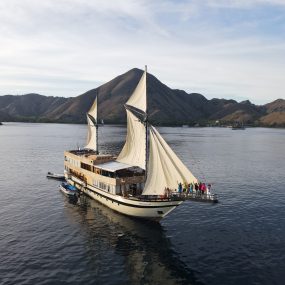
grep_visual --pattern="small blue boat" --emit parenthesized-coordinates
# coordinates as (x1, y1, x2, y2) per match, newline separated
(59, 182, 78, 197)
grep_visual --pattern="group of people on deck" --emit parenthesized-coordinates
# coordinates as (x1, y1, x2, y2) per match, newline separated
(163, 181, 212, 198)
(177, 181, 211, 196)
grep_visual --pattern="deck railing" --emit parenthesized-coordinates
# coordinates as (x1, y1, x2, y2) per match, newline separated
(128, 192, 218, 203)
(174, 192, 218, 203)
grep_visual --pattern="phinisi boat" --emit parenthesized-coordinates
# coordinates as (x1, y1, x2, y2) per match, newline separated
(64, 67, 217, 221)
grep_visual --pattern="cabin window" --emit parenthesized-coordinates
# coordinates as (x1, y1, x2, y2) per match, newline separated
(99, 182, 107, 190)
(116, 185, 121, 195)
(109, 185, 116, 194)
(129, 184, 138, 196)
(93, 180, 99, 187)
(81, 162, 92, 172)
(101, 170, 114, 178)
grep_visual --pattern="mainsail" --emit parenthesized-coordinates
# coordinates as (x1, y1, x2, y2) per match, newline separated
(85, 97, 98, 151)
(142, 126, 198, 196)
(116, 109, 146, 169)
(117, 69, 147, 169)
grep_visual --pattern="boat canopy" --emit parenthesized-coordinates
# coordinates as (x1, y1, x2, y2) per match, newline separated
(95, 161, 133, 172)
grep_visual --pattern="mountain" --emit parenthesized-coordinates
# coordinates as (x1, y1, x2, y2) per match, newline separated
(41, 69, 214, 124)
(0, 68, 284, 127)
(258, 99, 285, 127)
(0, 94, 68, 122)
(208, 99, 266, 124)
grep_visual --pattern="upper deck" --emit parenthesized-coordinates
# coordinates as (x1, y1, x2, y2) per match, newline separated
(64, 149, 145, 177)
(64, 149, 146, 196)
(67, 149, 115, 165)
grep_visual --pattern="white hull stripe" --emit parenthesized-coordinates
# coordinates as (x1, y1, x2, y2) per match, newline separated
(77, 183, 180, 209)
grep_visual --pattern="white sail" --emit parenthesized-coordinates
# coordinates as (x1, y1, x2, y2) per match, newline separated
(88, 97, 97, 123)
(85, 97, 98, 151)
(116, 109, 146, 169)
(126, 70, 147, 114)
(142, 126, 198, 196)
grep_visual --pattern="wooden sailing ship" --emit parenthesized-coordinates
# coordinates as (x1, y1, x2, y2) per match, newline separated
(64, 67, 217, 221)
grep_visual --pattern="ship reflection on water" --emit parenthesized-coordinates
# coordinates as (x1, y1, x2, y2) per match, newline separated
(64, 194, 201, 285)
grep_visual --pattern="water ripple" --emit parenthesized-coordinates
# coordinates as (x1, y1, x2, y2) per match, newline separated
(0, 124, 285, 285)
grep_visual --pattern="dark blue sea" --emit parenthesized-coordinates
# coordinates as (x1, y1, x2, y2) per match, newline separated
(0, 123, 284, 285)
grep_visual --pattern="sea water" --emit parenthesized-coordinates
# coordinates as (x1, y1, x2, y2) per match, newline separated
(0, 123, 284, 285)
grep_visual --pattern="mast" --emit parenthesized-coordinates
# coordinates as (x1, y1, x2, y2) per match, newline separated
(96, 89, 99, 154)
(145, 65, 148, 179)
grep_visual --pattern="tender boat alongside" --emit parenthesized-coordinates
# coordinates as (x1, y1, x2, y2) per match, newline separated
(47, 172, 65, 180)
(64, 66, 217, 221)
(59, 182, 78, 197)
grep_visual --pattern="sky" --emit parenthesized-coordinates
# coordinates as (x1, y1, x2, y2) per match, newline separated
(0, 0, 285, 104)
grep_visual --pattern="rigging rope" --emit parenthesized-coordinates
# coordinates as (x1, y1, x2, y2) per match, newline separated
(177, 127, 207, 182)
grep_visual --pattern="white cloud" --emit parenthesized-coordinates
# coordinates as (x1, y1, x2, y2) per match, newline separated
(206, 0, 285, 8)
(0, 0, 284, 104)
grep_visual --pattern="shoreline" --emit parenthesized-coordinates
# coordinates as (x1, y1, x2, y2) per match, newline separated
(0, 120, 284, 129)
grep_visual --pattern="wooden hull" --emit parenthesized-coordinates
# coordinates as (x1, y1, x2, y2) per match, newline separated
(67, 176, 183, 221)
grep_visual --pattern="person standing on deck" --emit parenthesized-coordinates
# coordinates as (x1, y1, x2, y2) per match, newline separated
(201, 183, 206, 195)
(199, 182, 202, 194)
(207, 184, 212, 196)
(183, 182, 187, 193)
(178, 182, 182, 195)
(189, 183, 193, 194)
(194, 183, 198, 193)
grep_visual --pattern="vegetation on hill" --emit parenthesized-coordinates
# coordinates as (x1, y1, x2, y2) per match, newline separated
(0, 69, 284, 127)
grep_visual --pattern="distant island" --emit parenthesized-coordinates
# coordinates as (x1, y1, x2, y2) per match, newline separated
(0, 68, 284, 127)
